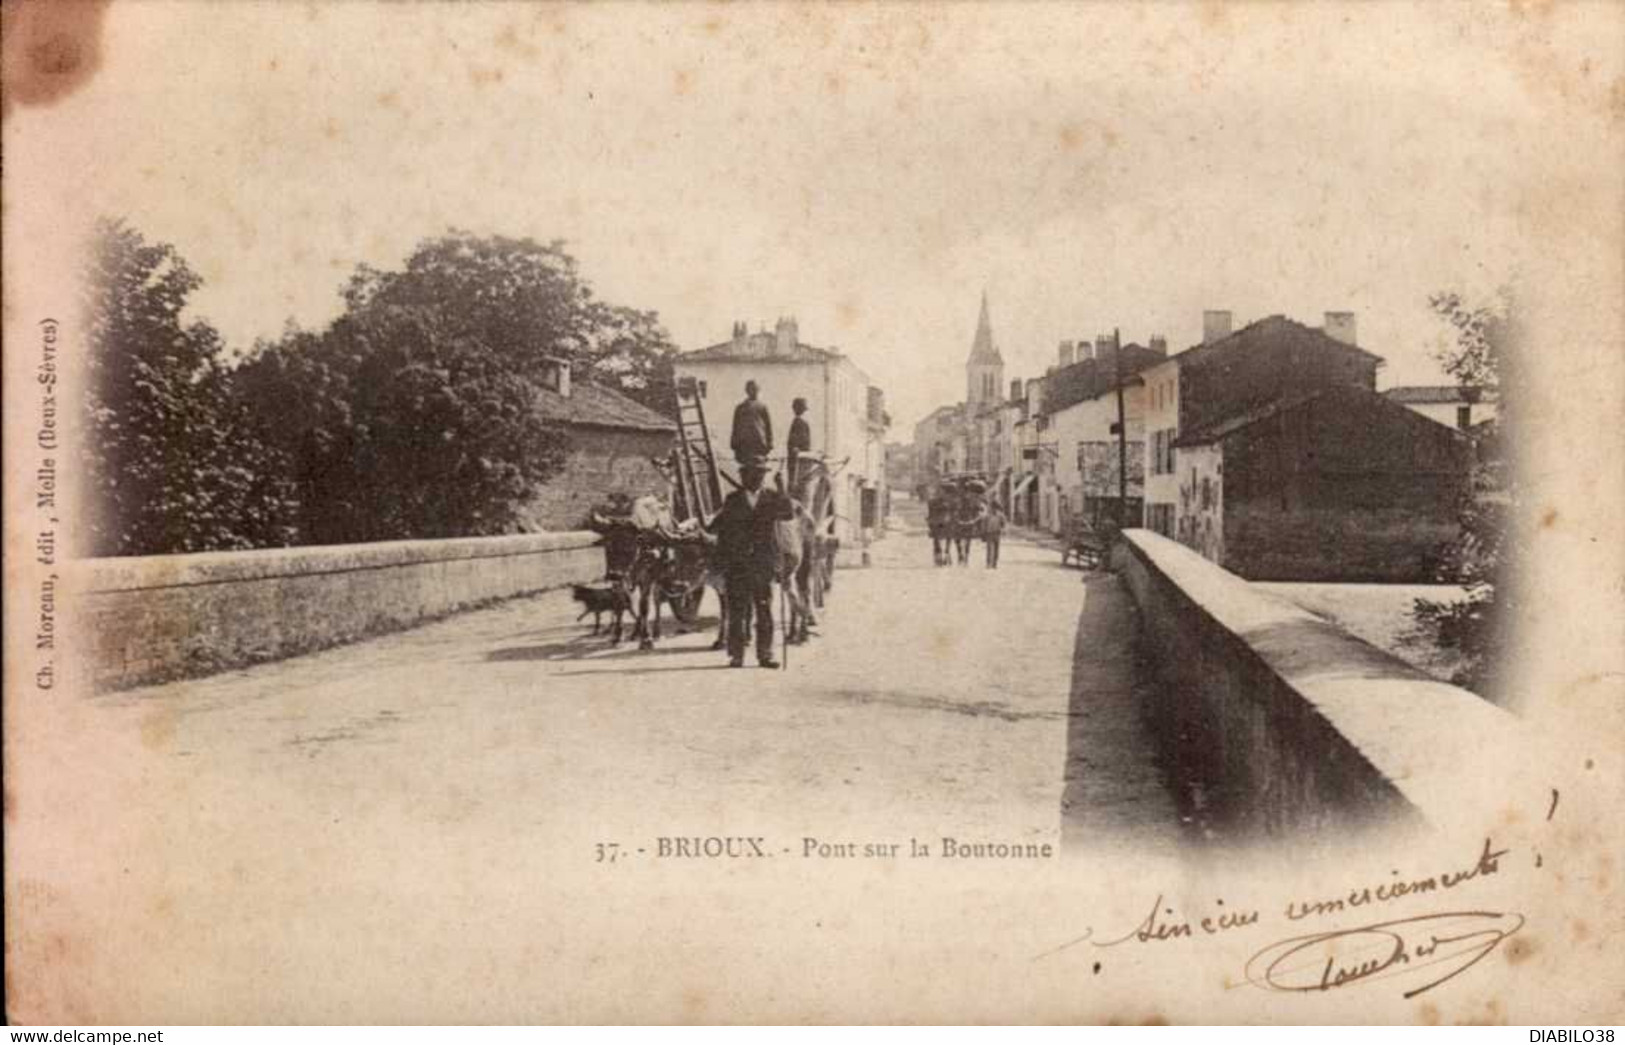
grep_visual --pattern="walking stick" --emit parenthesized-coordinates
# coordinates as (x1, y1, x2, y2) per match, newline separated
(780, 576, 789, 670)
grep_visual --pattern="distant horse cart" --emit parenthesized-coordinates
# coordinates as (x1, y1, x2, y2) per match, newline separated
(930, 473, 990, 566)
(952, 476, 988, 565)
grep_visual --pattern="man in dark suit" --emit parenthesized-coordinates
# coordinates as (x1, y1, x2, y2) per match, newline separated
(710, 458, 793, 668)
(983, 499, 1006, 569)
(730, 380, 773, 465)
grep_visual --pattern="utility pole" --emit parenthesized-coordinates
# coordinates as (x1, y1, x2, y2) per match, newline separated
(1114, 327, 1128, 530)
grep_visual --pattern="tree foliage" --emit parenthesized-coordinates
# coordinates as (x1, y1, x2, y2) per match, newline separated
(1409, 289, 1513, 697)
(339, 231, 678, 414)
(84, 225, 680, 553)
(235, 231, 679, 544)
(238, 306, 571, 543)
(82, 219, 297, 556)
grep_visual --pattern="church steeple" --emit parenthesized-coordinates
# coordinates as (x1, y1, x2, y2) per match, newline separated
(967, 290, 1002, 365)
(966, 289, 1005, 406)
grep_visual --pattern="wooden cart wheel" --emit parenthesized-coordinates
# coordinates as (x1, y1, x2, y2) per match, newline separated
(668, 586, 705, 624)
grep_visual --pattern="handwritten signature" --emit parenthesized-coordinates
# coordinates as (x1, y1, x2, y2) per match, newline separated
(1244, 911, 1525, 999)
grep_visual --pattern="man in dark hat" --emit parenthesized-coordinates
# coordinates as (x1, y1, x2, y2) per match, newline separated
(786, 396, 812, 492)
(709, 457, 793, 668)
(730, 380, 773, 466)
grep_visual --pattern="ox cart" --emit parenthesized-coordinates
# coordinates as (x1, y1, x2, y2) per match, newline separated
(596, 378, 840, 653)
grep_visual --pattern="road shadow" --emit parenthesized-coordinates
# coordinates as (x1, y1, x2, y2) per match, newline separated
(550, 663, 739, 677)
(486, 614, 723, 663)
(484, 628, 604, 661)
(1059, 573, 1194, 854)
(487, 637, 716, 663)
(810, 686, 1066, 722)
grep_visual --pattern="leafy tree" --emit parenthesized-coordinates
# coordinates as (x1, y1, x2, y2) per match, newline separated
(88, 226, 676, 550)
(81, 219, 296, 556)
(236, 230, 676, 544)
(1409, 289, 1513, 697)
(340, 230, 678, 415)
(583, 302, 678, 415)
(238, 306, 571, 544)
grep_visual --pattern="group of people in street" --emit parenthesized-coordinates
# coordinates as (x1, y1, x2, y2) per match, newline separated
(925, 482, 1006, 569)
(709, 380, 817, 669)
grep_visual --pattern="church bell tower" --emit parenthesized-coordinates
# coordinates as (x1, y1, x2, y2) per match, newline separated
(966, 290, 1005, 407)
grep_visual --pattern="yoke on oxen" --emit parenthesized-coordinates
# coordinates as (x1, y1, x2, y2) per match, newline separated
(589, 494, 711, 648)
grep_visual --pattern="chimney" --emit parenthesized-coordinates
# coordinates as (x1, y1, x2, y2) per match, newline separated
(1058, 340, 1075, 367)
(1010, 378, 1022, 402)
(1149, 335, 1168, 356)
(1324, 311, 1357, 347)
(1203, 310, 1232, 344)
(732, 321, 747, 351)
(1095, 334, 1114, 367)
(543, 357, 571, 398)
(774, 316, 797, 355)
(1076, 338, 1093, 362)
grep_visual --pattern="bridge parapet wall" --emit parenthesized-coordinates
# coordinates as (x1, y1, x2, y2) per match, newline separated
(1112, 529, 1517, 837)
(77, 532, 603, 690)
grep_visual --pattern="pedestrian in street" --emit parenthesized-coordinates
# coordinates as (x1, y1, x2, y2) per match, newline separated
(983, 499, 1006, 569)
(709, 457, 793, 669)
(786, 396, 812, 493)
(730, 380, 774, 467)
(927, 487, 950, 566)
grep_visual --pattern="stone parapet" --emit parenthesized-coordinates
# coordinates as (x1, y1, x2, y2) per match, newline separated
(1112, 528, 1517, 837)
(76, 533, 604, 689)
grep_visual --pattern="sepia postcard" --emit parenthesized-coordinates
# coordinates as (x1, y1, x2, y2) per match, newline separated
(4, 0, 1623, 1026)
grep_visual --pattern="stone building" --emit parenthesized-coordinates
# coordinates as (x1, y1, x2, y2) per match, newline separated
(912, 403, 966, 489)
(1170, 383, 1472, 581)
(1140, 311, 1382, 540)
(884, 442, 918, 497)
(1039, 336, 1167, 532)
(518, 359, 677, 531)
(1009, 376, 1048, 525)
(1384, 385, 1498, 431)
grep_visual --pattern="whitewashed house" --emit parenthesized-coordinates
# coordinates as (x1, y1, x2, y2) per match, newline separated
(673, 318, 889, 541)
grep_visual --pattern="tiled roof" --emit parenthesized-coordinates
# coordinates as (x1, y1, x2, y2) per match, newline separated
(681, 337, 840, 364)
(1172, 383, 1464, 448)
(1385, 385, 1490, 404)
(1042, 344, 1166, 414)
(1170, 314, 1384, 368)
(1171, 389, 1326, 448)
(537, 381, 675, 433)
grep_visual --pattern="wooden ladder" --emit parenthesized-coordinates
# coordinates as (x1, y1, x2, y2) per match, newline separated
(673, 377, 725, 522)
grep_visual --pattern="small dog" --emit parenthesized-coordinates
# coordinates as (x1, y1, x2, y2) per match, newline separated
(571, 582, 631, 642)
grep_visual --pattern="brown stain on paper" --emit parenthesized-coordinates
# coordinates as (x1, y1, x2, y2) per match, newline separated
(1503, 0, 1625, 125)
(1503, 934, 1539, 965)
(140, 704, 179, 751)
(7, 879, 93, 1023)
(0, 0, 109, 122)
